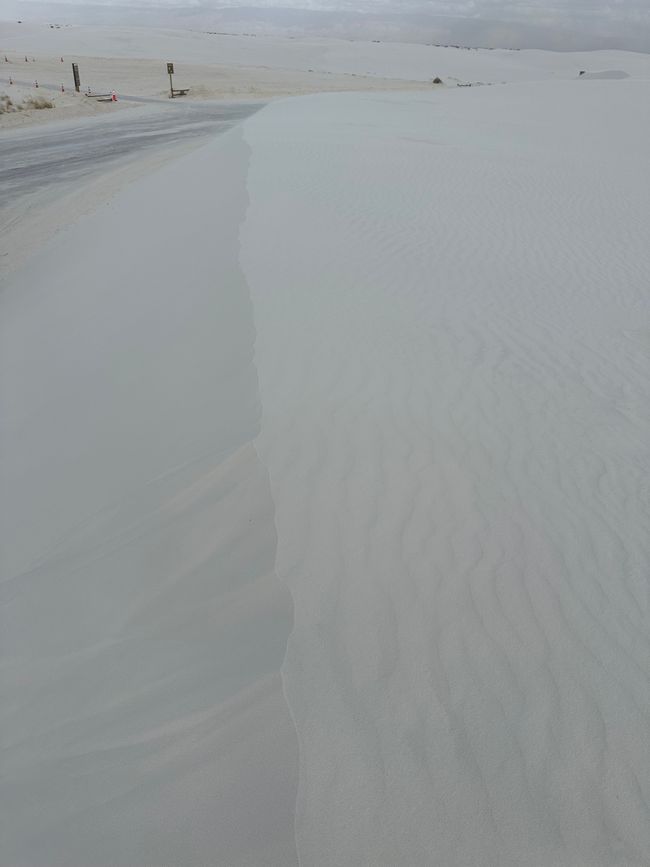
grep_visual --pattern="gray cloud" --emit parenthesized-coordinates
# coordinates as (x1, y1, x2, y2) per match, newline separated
(6, 0, 650, 50)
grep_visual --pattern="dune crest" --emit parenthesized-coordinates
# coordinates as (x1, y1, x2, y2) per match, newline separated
(580, 69, 630, 79)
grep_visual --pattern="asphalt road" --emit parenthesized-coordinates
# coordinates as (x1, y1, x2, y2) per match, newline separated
(0, 98, 263, 206)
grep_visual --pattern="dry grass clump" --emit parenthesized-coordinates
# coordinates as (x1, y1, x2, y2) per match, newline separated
(22, 95, 54, 109)
(0, 93, 16, 113)
(0, 92, 54, 113)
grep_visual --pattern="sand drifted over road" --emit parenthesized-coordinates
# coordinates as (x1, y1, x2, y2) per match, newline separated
(1, 127, 299, 867)
(1, 37, 650, 867)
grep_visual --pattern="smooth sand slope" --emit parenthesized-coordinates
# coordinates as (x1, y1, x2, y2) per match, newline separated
(1, 129, 298, 867)
(1, 46, 650, 867)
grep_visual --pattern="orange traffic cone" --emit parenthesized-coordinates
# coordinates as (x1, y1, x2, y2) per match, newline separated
(111, 90, 117, 102)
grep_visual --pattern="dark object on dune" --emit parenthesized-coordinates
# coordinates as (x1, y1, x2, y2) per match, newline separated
(432, 77, 443, 84)
(579, 71, 586, 76)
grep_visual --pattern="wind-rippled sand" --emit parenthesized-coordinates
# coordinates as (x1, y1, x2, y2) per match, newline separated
(241, 83, 650, 865)
(1, 64, 649, 865)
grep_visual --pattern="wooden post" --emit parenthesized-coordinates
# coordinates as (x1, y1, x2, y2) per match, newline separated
(167, 62, 174, 98)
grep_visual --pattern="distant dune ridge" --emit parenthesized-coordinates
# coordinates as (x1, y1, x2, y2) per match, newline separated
(1, 25, 650, 867)
(2, 0, 650, 51)
(579, 69, 630, 79)
(1, 21, 649, 135)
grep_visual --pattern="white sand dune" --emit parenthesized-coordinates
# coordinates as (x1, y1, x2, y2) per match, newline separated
(580, 69, 630, 80)
(3, 22, 650, 88)
(0, 128, 298, 867)
(240, 82, 650, 865)
(2, 22, 649, 131)
(1, 39, 650, 867)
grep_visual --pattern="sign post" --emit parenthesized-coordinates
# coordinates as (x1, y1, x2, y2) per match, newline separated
(72, 62, 80, 93)
(167, 62, 174, 98)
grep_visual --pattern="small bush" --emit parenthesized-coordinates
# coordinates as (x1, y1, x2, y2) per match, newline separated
(0, 93, 16, 113)
(22, 95, 54, 109)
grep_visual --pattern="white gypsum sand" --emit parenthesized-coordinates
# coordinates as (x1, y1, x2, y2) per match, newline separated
(0, 128, 298, 867)
(2, 22, 649, 132)
(3, 21, 650, 83)
(0, 23, 429, 132)
(1, 35, 649, 867)
(240, 81, 650, 865)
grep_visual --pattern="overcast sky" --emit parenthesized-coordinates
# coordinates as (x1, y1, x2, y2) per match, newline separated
(39, 0, 649, 20)
(5, 0, 650, 50)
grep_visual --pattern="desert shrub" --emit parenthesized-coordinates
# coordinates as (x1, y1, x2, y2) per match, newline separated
(0, 93, 16, 113)
(22, 95, 54, 109)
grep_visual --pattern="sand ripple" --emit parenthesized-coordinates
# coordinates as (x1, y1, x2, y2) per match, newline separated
(242, 86, 650, 865)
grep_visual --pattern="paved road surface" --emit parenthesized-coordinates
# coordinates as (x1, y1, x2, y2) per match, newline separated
(0, 98, 263, 206)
